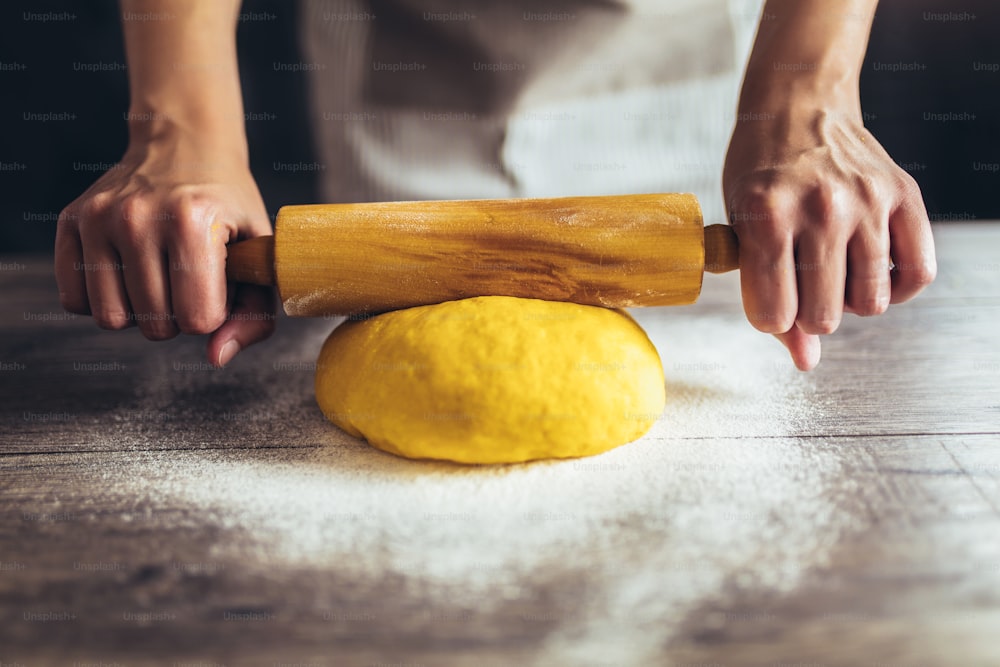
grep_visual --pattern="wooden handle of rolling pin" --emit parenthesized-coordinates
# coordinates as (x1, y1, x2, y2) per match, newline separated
(225, 193, 739, 317)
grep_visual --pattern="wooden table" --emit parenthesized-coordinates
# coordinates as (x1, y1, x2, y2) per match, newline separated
(2, 223, 998, 666)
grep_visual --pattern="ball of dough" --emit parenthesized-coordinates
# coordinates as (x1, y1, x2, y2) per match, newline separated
(315, 296, 665, 464)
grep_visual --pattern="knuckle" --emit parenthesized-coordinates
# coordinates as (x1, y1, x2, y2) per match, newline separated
(93, 309, 130, 331)
(73, 198, 105, 231)
(897, 172, 924, 202)
(140, 321, 178, 342)
(87, 191, 113, 214)
(117, 195, 152, 240)
(122, 192, 153, 220)
(76, 193, 110, 221)
(910, 261, 937, 288)
(118, 194, 143, 219)
(171, 208, 195, 235)
(731, 189, 784, 231)
(800, 316, 839, 336)
(59, 293, 89, 315)
(895, 253, 937, 292)
(57, 205, 80, 231)
(170, 192, 213, 228)
(177, 309, 225, 336)
(803, 186, 848, 232)
(747, 309, 793, 334)
(854, 296, 889, 317)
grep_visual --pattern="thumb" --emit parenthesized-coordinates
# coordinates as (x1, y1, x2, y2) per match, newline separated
(773, 325, 822, 372)
(208, 283, 277, 367)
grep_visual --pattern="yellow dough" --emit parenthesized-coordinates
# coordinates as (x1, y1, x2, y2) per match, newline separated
(315, 296, 665, 464)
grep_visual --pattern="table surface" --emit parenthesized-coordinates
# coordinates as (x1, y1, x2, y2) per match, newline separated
(2, 223, 999, 666)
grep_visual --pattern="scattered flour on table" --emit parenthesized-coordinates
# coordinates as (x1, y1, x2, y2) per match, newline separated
(115, 307, 860, 664)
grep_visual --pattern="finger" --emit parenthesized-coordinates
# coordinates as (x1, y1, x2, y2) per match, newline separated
(206, 284, 277, 367)
(167, 203, 231, 335)
(78, 236, 133, 331)
(54, 210, 90, 315)
(773, 325, 822, 372)
(733, 208, 798, 334)
(793, 226, 848, 335)
(118, 241, 179, 341)
(844, 224, 891, 316)
(888, 197, 937, 304)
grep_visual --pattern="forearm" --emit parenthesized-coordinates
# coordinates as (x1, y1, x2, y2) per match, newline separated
(740, 0, 878, 111)
(120, 0, 246, 152)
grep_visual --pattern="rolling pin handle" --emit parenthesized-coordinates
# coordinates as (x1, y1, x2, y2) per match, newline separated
(703, 224, 739, 274)
(225, 235, 278, 286)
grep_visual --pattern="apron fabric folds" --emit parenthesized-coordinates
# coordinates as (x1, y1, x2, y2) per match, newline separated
(300, 0, 764, 224)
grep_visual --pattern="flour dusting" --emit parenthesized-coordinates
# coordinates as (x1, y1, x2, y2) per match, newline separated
(118, 298, 855, 664)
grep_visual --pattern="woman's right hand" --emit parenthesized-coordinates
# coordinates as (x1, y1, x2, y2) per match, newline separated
(55, 127, 276, 367)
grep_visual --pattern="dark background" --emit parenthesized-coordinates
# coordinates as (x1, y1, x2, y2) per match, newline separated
(1, 0, 998, 252)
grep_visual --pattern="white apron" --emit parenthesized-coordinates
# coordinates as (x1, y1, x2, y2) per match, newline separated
(300, 0, 764, 224)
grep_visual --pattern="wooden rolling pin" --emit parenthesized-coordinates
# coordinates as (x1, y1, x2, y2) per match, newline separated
(226, 193, 738, 317)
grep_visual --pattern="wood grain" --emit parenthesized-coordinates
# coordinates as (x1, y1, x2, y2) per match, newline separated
(225, 235, 276, 287)
(273, 194, 706, 316)
(1, 223, 998, 666)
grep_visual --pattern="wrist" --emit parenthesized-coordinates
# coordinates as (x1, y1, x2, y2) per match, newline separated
(739, 54, 862, 114)
(126, 105, 249, 163)
(737, 75, 862, 124)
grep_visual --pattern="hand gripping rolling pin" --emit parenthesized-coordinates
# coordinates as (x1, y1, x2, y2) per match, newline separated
(225, 193, 739, 317)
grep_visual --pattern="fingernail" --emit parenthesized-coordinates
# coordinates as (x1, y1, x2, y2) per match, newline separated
(218, 340, 240, 367)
